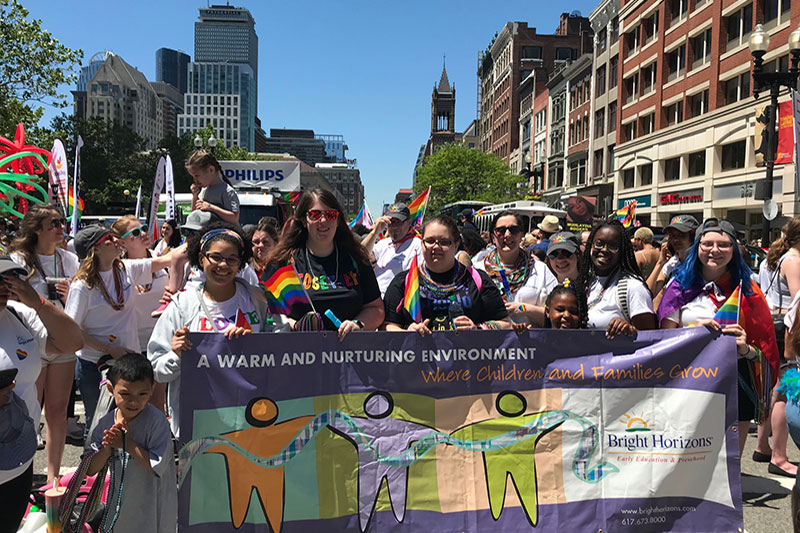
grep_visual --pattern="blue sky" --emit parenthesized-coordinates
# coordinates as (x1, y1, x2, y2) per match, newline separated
(24, 0, 601, 216)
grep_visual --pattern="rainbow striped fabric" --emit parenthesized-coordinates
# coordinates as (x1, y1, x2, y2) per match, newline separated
(404, 255, 422, 323)
(474, 207, 485, 217)
(262, 264, 310, 315)
(714, 284, 741, 326)
(612, 200, 636, 228)
(408, 186, 431, 228)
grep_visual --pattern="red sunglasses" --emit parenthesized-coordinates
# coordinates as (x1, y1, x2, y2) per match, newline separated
(306, 209, 339, 221)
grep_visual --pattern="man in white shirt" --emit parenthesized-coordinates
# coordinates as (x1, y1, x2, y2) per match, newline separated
(367, 203, 423, 297)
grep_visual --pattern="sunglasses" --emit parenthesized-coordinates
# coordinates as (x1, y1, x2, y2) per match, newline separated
(95, 233, 114, 246)
(306, 209, 339, 221)
(121, 224, 148, 239)
(493, 225, 522, 236)
(49, 218, 67, 229)
(548, 250, 574, 260)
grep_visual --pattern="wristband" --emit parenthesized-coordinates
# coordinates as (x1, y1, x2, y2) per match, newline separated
(36, 296, 46, 313)
(353, 319, 365, 330)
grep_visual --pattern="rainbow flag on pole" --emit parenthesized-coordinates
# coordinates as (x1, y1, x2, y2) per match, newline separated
(404, 255, 422, 323)
(348, 200, 373, 229)
(713, 283, 742, 326)
(408, 186, 431, 229)
(611, 200, 636, 228)
(262, 264, 310, 315)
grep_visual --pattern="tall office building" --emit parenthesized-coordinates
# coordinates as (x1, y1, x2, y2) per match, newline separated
(155, 48, 190, 94)
(178, 4, 259, 151)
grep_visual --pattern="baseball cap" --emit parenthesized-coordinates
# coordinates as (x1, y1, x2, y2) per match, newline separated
(386, 203, 411, 221)
(460, 208, 474, 218)
(666, 214, 699, 233)
(547, 232, 580, 256)
(74, 226, 112, 261)
(695, 218, 737, 243)
(0, 244, 27, 278)
(180, 210, 214, 232)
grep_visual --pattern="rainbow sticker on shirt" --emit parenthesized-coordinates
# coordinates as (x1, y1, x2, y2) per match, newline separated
(15, 349, 27, 360)
(108, 335, 117, 342)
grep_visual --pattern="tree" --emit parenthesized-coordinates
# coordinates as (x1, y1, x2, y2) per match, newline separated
(414, 143, 527, 213)
(0, 0, 83, 142)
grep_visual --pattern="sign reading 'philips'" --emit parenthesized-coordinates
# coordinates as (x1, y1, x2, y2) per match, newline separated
(219, 161, 301, 191)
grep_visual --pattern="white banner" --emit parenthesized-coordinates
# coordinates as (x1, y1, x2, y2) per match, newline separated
(219, 160, 301, 191)
(48, 139, 68, 213)
(134, 184, 142, 220)
(793, 89, 800, 196)
(71, 136, 83, 237)
(165, 154, 175, 221)
(148, 157, 166, 242)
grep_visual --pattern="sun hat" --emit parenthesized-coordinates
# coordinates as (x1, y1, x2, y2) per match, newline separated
(537, 215, 562, 234)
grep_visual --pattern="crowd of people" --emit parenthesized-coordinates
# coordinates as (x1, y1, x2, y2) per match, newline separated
(1, 148, 799, 531)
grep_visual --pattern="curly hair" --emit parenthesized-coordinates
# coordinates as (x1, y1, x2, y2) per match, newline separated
(543, 278, 588, 329)
(9, 204, 66, 280)
(767, 216, 800, 271)
(579, 220, 643, 287)
(187, 222, 251, 272)
(266, 188, 370, 266)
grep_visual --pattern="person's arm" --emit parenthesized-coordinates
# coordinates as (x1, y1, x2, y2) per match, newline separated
(190, 182, 201, 210)
(196, 201, 239, 223)
(338, 298, 385, 340)
(147, 300, 186, 383)
(148, 243, 187, 273)
(87, 443, 112, 476)
(361, 216, 391, 254)
(782, 255, 800, 299)
(646, 243, 672, 296)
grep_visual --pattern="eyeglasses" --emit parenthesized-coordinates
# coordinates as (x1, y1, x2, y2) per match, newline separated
(699, 241, 734, 251)
(49, 218, 67, 229)
(422, 237, 453, 248)
(121, 224, 148, 239)
(548, 250, 574, 260)
(592, 240, 620, 253)
(306, 209, 339, 221)
(202, 252, 240, 266)
(493, 225, 522, 237)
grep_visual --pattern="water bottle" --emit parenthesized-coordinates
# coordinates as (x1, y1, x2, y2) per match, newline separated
(19, 510, 47, 532)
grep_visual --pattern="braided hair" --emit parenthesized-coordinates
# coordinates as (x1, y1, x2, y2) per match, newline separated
(579, 220, 642, 288)
(543, 278, 588, 329)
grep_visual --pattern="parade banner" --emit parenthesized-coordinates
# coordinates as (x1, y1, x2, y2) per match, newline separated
(48, 139, 68, 213)
(148, 156, 166, 242)
(165, 154, 176, 222)
(177, 328, 742, 532)
(70, 136, 83, 237)
(776, 100, 794, 165)
(566, 195, 596, 232)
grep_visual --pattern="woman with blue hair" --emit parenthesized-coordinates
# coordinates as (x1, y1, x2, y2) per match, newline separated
(657, 218, 779, 456)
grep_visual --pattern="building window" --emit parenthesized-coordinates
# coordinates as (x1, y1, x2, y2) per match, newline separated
(556, 48, 577, 61)
(623, 168, 635, 188)
(643, 12, 659, 46)
(665, 100, 684, 126)
(640, 163, 653, 186)
(724, 72, 751, 105)
(688, 150, 706, 176)
(608, 144, 615, 173)
(593, 149, 604, 177)
(595, 108, 605, 137)
(689, 89, 709, 117)
(624, 74, 638, 104)
(641, 62, 657, 95)
(596, 65, 606, 96)
(623, 120, 637, 143)
(726, 4, 753, 50)
(666, 44, 686, 81)
(721, 140, 746, 170)
(611, 17, 619, 41)
(761, 0, 791, 26)
(609, 55, 618, 88)
(664, 157, 681, 181)
(608, 102, 617, 132)
(597, 28, 607, 55)
(522, 46, 542, 59)
(691, 28, 712, 69)
(668, 0, 688, 27)
(640, 113, 655, 136)
(626, 27, 640, 55)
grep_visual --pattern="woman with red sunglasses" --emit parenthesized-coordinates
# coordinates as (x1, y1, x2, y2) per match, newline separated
(263, 189, 383, 339)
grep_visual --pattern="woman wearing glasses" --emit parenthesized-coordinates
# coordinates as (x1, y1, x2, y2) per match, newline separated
(581, 220, 656, 337)
(545, 231, 582, 284)
(474, 211, 557, 326)
(9, 204, 80, 484)
(263, 189, 383, 338)
(384, 214, 511, 334)
(65, 226, 180, 440)
(658, 219, 778, 456)
(148, 223, 287, 437)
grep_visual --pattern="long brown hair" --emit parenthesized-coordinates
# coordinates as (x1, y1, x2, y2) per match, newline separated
(767, 217, 800, 271)
(74, 240, 125, 290)
(267, 188, 369, 266)
(9, 204, 64, 279)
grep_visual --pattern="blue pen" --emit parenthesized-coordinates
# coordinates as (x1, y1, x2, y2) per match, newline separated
(324, 309, 342, 327)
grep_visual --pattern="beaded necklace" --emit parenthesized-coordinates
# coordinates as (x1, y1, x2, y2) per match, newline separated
(98, 267, 125, 310)
(100, 428, 129, 531)
(587, 271, 619, 310)
(483, 249, 529, 295)
(419, 262, 469, 299)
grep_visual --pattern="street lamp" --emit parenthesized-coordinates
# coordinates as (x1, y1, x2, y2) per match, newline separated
(749, 23, 800, 247)
(193, 135, 202, 148)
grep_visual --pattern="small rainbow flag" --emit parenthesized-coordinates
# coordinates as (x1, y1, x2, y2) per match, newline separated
(66, 186, 84, 217)
(234, 307, 253, 331)
(475, 207, 485, 217)
(404, 255, 422, 323)
(408, 186, 431, 229)
(714, 283, 742, 326)
(611, 200, 636, 228)
(263, 264, 310, 315)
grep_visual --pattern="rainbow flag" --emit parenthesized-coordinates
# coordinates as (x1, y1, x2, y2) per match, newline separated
(66, 185, 83, 217)
(408, 186, 431, 228)
(611, 200, 636, 228)
(404, 255, 422, 323)
(714, 283, 742, 326)
(262, 264, 310, 315)
(475, 207, 485, 217)
(348, 200, 373, 229)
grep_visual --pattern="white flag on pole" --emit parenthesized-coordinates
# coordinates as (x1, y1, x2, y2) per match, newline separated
(70, 136, 84, 238)
(134, 184, 142, 220)
(165, 154, 175, 222)
(48, 139, 68, 214)
(148, 157, 166, 242)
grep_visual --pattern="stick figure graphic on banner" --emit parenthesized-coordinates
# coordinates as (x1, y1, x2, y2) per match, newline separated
(326, 391, 439, 532)
(203, 397, 314, 531)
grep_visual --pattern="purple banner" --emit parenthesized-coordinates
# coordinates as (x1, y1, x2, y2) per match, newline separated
(177, 328, 743, 532)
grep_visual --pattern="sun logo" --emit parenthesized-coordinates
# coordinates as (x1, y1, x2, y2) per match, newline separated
(620, 412, 651, 432)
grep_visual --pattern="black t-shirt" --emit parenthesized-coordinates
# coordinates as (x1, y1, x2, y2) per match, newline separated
(384, 263, 507, 330)
(262, 247, 381, 330)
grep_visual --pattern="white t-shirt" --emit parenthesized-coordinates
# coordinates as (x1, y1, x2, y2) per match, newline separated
(186, 282, 264, 333)
(152, 240, 170, 257)
(133, 267, 169, 349)
(662, 280, 721, 327)
(661, 255, 682, 280)
(10, 249, 80, 308)
(373, 236, 423, 297)
(587, 273, 654, 330)
(65, 259, 152, 362)
(474, 258, 557, 305)
(0, 301, 46, 484)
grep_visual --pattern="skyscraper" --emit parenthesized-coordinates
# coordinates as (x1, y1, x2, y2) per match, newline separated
(178, 4, 259, 151)
(155, 48, 190, 94)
